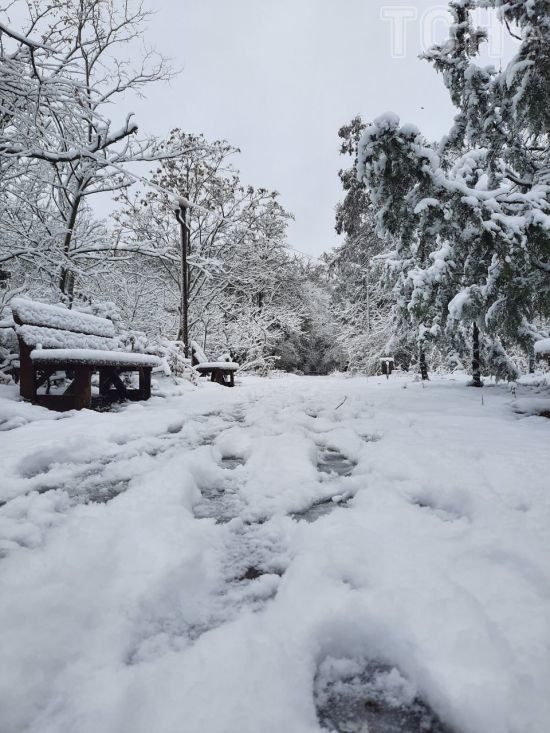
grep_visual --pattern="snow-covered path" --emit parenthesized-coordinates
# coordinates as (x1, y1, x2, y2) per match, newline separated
(0, 374, 549, 733)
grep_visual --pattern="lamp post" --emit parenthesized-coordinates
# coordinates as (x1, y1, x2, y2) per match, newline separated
(175, 194, 190, 358)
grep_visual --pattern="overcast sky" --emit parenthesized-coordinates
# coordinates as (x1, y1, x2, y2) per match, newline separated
(124, 1, 483, 256)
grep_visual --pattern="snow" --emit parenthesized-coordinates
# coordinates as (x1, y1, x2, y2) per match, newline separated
(191, 341, 238, 370)
(190, 340, 209, 364)
(447, 288, 472, 320)
(374, 111, 400, 130)
(414, 197, 439, 214)
(196, 361, 239, 371)
(534, 338, 550, 355)
(16, 325, 117, 351)
(0, 373, 549, 733)
(11, 298, 116, 338)
(30, 348, 160, 367)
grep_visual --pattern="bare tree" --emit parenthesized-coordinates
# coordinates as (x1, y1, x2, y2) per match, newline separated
(0, 0, 177, 301)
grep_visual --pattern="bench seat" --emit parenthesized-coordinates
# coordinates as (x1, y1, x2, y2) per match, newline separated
(195, 361, 238, 372)
(31, 348, 160, 368)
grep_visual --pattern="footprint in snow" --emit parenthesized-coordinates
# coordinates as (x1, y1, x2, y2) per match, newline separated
(315, 657, 454, 733)
(318, 448, 356, 478)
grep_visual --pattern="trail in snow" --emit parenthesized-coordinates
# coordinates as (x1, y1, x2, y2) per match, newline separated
(0, 373, 549, 733)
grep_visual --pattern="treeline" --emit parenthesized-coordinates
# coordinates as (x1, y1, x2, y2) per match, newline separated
(0, 1, 342, 377)
(1, 0, 548, 383)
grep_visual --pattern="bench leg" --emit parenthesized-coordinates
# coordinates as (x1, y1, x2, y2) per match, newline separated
(63, 367, 92, 410)
(18, 342, 36, 401)
(109, 370, 128, 398)
(99, 367, 112, 397)
(98, 368, 127, 399)
(35, 367, 57, 393)
(139, 367, 152, 400)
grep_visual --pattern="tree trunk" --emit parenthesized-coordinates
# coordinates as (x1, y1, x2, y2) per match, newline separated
(419, 348, 429, 381)
(471, 322, 482, 387)
(529, 350, 535, 374)
(58, 193, 82, 300)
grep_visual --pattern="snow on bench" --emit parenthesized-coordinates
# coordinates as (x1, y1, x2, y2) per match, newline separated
(534, 338, 550, 356)
(11, 298, 116, 338)
(190, 341, 238, 387)
(16, 325, 117, 351)
(191, 340, 209, 365)
(196, 361, 239, 371)
(30, 349, 160, 368)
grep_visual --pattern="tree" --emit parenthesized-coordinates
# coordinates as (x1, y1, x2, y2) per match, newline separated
(332, 117, 401, 375)
(114, 129, 304, 365)
(0, 0, 175, 303)
(356, 1, 550, 383)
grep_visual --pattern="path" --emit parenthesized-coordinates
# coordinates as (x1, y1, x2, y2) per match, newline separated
(0, 374, 549, 733)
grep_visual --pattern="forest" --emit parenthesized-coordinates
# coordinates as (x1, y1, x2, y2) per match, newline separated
(1, 0, 547, 384)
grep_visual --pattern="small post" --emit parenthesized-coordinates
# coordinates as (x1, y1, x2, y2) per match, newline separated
(175, 194, 190, 358)
(471, 321, 482, 387)
(419, 348, 429, 381)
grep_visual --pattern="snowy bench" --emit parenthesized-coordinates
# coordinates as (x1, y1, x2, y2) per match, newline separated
(380, 356, 395, 377)
(11, 298, 160, 411)
(191, 341, 238, 388)
(535, 338, 550, 365)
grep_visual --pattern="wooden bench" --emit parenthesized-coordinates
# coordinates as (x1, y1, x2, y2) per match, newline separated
(11, 298, 160, 411)
(191, 341, 238, 387)
(380, 356, 395, 378)
(535, 338, 550, 365)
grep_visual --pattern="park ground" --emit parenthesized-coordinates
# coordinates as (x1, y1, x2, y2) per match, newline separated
(0, 372, 549, 733)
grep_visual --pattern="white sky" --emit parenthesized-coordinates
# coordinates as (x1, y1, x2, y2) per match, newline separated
(118, 1, 509, 256)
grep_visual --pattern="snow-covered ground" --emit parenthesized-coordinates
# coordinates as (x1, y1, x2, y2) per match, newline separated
(0, 373, 549, 733)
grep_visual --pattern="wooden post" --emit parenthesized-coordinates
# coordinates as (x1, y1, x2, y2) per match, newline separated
(176, 194, 190, 358)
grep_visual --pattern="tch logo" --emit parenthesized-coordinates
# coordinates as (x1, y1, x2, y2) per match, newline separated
(379, 5, 515, 59)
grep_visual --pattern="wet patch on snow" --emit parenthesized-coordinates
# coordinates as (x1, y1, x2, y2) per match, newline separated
(235, 565, 285, 581)
(315, 656, 453, 733)
(193, 486, 243, 524)
(227, 411, 246, 424)
(220, 456, 246, 470)
(83, 479, 131, 504)
(224, 519, 289, 581)
(125, 519, 288, 664)
(291, 495, 351, 523)
(317, 448, 356, 477)
(361, 433, 382, 443)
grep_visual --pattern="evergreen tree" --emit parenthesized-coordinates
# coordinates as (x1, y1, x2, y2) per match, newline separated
(357, 0, 550, 383)
(332, 117, 395, 374)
